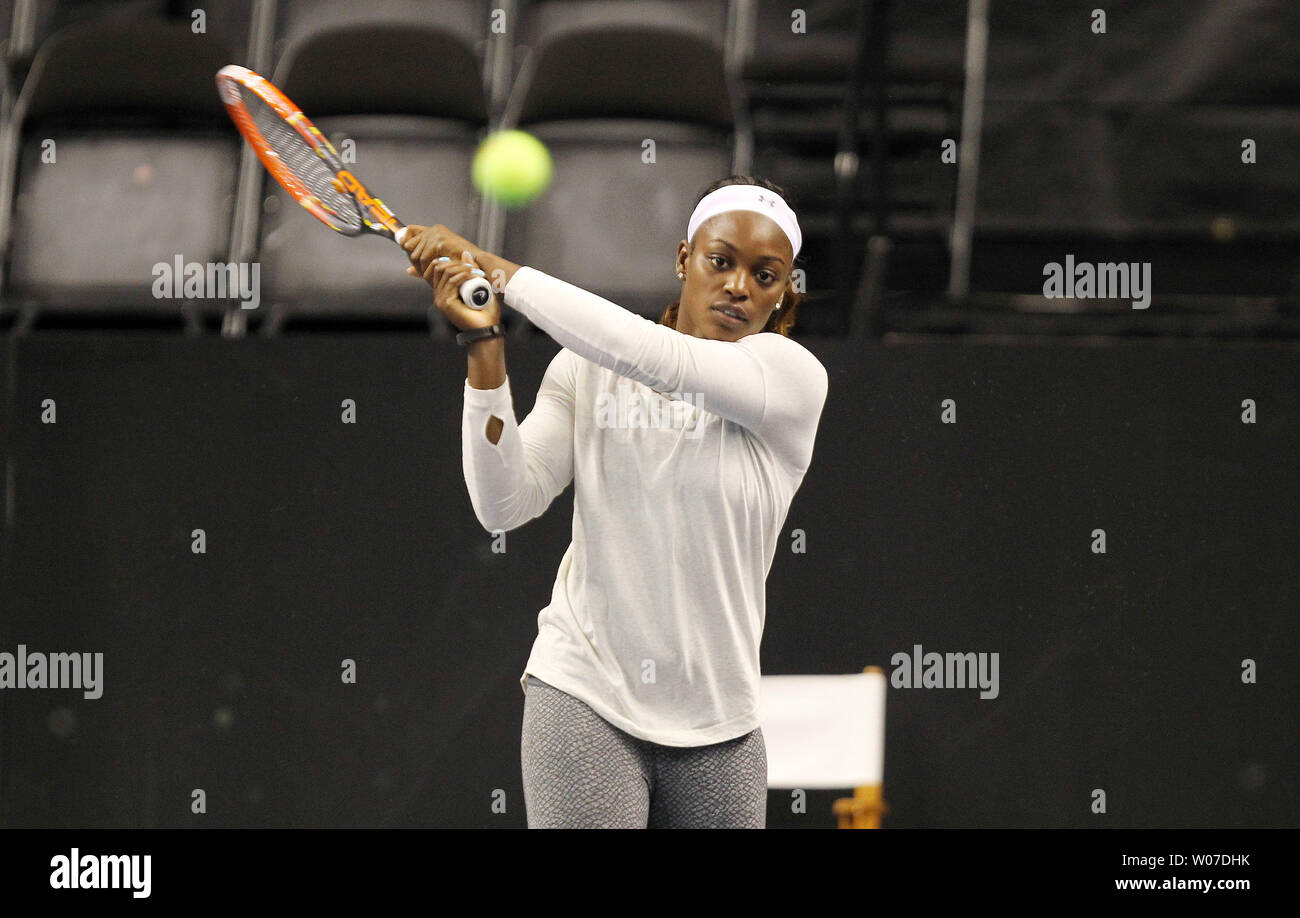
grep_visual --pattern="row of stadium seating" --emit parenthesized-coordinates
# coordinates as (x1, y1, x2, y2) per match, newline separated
(0, 0, 930, 336)
(1, 0, 1298, 336)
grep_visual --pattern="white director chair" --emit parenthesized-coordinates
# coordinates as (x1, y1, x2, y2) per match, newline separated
(760, 667, 888, 828)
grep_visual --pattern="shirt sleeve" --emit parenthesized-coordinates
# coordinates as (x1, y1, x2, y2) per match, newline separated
(461, 347, 577, 533)
(502, 266, 829, 471)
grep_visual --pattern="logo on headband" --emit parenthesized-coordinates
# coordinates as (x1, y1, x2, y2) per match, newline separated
(756, 194, 778, 210)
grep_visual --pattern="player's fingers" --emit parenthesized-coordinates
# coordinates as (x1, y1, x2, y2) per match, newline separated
(413, 228, 441, 259)
(435, 267, 465, 308)
(400, 224, 424, 251)
(423, 255, 448, 284)
(433, 226, 463, 259)
(411, 226, 434, 255)
(439, 269, 469, 296)
(411, 234, 434, 266)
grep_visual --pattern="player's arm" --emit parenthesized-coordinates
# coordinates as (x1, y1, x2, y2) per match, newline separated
(461, 349, 577, 534)
(410, 236, 574, 530)
(405, 225, 827, 469)
(501, 268, 828, 472)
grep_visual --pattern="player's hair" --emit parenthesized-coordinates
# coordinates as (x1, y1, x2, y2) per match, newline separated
(659, 175, 802, 337)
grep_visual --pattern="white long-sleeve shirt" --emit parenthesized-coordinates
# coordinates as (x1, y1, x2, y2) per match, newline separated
(462, 267, 829, 746)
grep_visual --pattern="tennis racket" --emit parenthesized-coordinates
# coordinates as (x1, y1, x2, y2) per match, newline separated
(215, 64, 494, 309)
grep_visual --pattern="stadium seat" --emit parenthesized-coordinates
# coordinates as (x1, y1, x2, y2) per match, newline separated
(969, 1, 1300, 305)
(271, 0, 510, 121)
(493, 5, 737, 320)
(0, 14, 243, 328)
(273, 0, 490, 61)
(244, 23, 490, 332)
(4, 0, 253, 69)
(739, 0, 962, 321)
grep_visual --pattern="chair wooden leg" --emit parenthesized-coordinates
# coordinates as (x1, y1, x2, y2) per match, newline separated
(832, 784, 888, 828)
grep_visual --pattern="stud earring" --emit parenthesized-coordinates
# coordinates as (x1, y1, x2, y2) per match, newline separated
(676, 271, 685, 279)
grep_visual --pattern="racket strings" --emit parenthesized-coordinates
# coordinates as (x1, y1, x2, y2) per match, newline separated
(241, 86, 361, 232)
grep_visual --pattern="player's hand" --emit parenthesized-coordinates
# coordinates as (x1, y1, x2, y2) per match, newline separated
(425, 250, 502, 331)
(401, 223, 478, 273)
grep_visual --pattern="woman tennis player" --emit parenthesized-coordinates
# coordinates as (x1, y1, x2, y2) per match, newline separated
(402, 175, 828, 828)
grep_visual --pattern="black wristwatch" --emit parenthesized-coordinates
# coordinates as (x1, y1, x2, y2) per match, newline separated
(456, 324, 506, 347)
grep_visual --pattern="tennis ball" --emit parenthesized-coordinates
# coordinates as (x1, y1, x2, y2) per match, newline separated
(472, 130, 552, 207)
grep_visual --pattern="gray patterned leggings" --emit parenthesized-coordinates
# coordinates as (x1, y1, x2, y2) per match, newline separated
(520, 676, 767, 828)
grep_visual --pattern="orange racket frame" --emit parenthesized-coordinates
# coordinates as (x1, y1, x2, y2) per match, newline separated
(215, 64, 494, 308)
(216, 64, 402, 238)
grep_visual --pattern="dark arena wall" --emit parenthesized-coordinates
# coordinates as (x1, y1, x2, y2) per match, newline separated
(1, 333, 1294, 828)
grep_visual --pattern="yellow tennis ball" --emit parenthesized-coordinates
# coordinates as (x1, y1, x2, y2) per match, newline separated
(472, 130, 552, 207)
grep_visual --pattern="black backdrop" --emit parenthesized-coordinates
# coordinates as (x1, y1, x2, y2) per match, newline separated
(1, 333, 1296, 828)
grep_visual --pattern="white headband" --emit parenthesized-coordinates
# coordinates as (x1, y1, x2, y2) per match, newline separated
(686, 185, 802, 260)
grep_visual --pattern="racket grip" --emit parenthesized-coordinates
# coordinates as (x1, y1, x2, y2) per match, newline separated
(433, 256, 494, 310)
(403, 232, 496, 309)
(459, 275, 495, 310)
